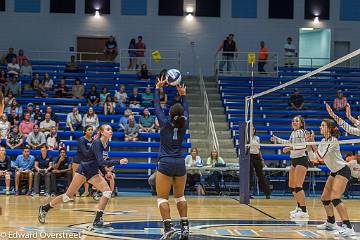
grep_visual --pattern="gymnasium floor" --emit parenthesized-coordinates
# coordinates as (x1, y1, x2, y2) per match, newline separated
(1, 195, 360, 239)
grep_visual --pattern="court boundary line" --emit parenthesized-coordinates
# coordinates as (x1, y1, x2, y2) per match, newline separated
(231, 197, 277, 220)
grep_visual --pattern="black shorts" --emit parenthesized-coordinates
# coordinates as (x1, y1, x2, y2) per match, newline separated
(291, 156, 310, 168)
(76, 164, 98, 181)
(157, 157, 186, 177)
(330, 165, 351, 180)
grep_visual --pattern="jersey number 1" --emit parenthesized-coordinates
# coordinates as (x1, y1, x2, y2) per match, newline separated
(173, 128, 178, 140)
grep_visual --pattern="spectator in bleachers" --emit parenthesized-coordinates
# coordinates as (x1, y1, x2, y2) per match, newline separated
(46, 126, 60, 150)
(66, 107, 82, 132)
(333, 90, 347, 111)
(82, 107, 99, 130)
(4, 91, 14, 109)
(206, 149, 226, 194)
(40, 113, 56, 137)
(19, 112, 34, 138)
(31, 73, 41, 87)
(42, 73, 54, 91)
(104, 36, 118, 61)
(159, 87, 167, 108)
(99, 87, 110, 106)
(138, 64, 150, 80)
(20, 59, 32, 77)
(6, 98, 23, 118)
(129, 88, 142, 108)
(141, 86, 153, 108)
(114, 85, 128, 108)
(0, 70, 7, 85)
(258, 41, 268, 74)
(31, 74, 47, 98)
(135, 36, 146, 69)
(33, 145, 53, 197)
(71, 78, 84, 99)
(284, 37, 296, 66)
(43, 106, 59, 125)
(64, 55, 79, 73)
(7, 76, 21, 97)
(119, 108, 132, 130)
(185, 147, 204, 195)
(55, 78, 70, 98)
(25, 103, 35, 122)
(104, 95, 116, 115)
(6, 126, 23, 149)
(33, 104, 43, 125)
(86, 85, 100, 106)
(8, 109, 20, 128)
(14, 146, 35, 196)
(139, 108, 155, 132)
(128, 38, 137, 70)
(52, 148, 72, 193)
(0, 146, 11, 195)
(124, 115, 139, 141)
(27, 125, 46, 149)
(17, 49, 28, 66)
(7, 57, 20, 77)
(288, 89, 304, 110)
(217, 34, 237, 73)
(0, 114, 10, 142)
(2, 48, 17, 64)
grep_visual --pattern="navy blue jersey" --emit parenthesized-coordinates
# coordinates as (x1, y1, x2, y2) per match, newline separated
(154, 89, 189, 159)
(75, 136, 92, 163)
(0, 156, 11, 171)
(36, 154, 53, 169)
(53, 156, 72, 170)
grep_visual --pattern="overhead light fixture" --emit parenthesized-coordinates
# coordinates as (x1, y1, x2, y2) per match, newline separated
(185, 6, 194, 21)
(313, 16, 319, 24)
(302, 27, 314, 31)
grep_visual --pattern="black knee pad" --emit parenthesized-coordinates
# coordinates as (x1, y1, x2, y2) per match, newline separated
(321, 200, 331, 206)
(289, 187, 295, 192)
(331, 199, 342, 207)
(294, 187, 303, 193)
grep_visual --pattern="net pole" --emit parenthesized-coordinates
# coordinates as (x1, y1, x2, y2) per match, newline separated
(239, 121, 250, 204)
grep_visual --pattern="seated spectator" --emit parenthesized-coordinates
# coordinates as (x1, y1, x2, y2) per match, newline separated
(20, 59, 32, 77)
(19, 112, 34, 138)
(82, 107, 99, 130)
(33, 145, 54, 196)
(185, 147, 204, 195)
(86, 85, 100, 106)
(114, 85, 128, 108)
(119, 108, 132, 130)
(0, 146, 12, 195)
(206, 149, 226, 194)
(0, 70, 7, 85)
(14, 146, 35, 196)
(104, 95, 116, 115)
(66, 107, 82, 132)
(33, 104, 43, 125)
(6, 98, 23, 117)
(64, 55, 79, 73)
(46, 126, 60, 150)
(6, 76, 21, 97)
(138, 64, 150, 80)
(141, 86, 153, 108)
(104, 36, 118, 61)
(3, 47, 17, 64)
(42, 73, 54, 91)
(7, 58, 20, 77)
(99, 87, 110, 105)
(159, 87, 168, 108)
(129, 88, 142, 108)
(139, 108, 155, 132)
(288, 89, 304, 110)
(8, 109, 20, 128)
(40, 113, 56, 137)
(42, 106, 59, 126)
(6, 126, 23, 149)
(25, 103, 35, 122)
(27, 125, 46, 149)
(55, 78, 70, 98)
(71, 78, 85, 99)
(31, 74, 47, 98)
(17, 49, 28, 66)
(4, 91, 14, 109)
(0, 114, 10, 142)
(31, 73, 41, 87)
(333, 90, 347, 111)
(124, 115, 139, 141)
(52, 148, 72, 193)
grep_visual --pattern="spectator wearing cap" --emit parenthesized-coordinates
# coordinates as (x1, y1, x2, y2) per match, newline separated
(25, 103, 35, 122)
(288, 89, 304, 110)
(333, 90, 347, 111)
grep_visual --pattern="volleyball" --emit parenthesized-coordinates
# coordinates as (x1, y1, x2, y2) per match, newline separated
(166, 69, 182, 86)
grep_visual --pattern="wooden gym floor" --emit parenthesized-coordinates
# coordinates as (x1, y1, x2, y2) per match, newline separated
(1, 195, 360, 239)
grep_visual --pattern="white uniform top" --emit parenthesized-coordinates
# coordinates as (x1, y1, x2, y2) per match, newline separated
(307, 137, 347, 173)
(284, 43, 296, 57)
(337, 119, 360, 136)
(250, 135, 260, 154)
(276, 129, 307, 159)
(348, 160, 360, 178)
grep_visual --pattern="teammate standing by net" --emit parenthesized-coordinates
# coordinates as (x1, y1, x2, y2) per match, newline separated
(270, 116, 310, 218)
(154, 76, 189, 240)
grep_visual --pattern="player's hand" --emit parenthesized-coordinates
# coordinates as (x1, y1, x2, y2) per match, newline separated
(270, 135, 277, 143)
(176, 84, 186, 96)
(305, 130, 315, 142)
(156, 76, 168, 89)
(105, 172, 113, 180)
(282, 147, 291, 153)
(346, 104, 352, 118)
(119, 158, 128, 164)
(325, 102, 339, 121)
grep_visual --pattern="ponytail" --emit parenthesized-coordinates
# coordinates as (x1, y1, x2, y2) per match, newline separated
(170, 103, 185, 129)
(323, 119, 341, 138)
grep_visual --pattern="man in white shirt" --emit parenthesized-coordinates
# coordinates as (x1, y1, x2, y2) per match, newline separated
(7, 57, 20, 76)
(40, 113, 56, 137)
(284, 37, 296, 66)
(66, 107, 82, 132)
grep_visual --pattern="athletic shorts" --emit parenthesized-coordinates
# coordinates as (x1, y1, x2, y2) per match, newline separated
(76, 164, 98, 181)
(157, 157, 186, 177)
(291, 156, 310, 168)
(330, 165, 351, 180)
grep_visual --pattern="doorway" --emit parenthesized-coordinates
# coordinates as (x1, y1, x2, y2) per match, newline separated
(77, 36, 109, 61)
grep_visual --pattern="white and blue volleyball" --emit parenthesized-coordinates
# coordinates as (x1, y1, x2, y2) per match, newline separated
(166, 69, 182, 86)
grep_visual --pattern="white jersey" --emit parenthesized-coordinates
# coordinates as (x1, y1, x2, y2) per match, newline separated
(250, 135, 260, 154)
(307, 137, 347, 173)
(276, 129, 306, 158)
(337, 119, 360, 136)
(348, 160, 360, 178)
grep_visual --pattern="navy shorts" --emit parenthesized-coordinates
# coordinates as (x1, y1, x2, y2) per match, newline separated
(291, 156, 310, 168)
(157, 157, 186, 177)
(76, 164, 98, 181)
(330, 165, 351, 180)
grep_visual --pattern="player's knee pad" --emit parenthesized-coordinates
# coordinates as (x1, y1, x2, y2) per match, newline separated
(102, 191, 112, 199)
(157, 198, 168, 208)
(294, 187, 303, 193)
(321, 200, 331, 206)
(289, 187, 295, 192)
(62, 194, 71, 203)
(331, 199, 342, 207)
(175, 196, 186, 204)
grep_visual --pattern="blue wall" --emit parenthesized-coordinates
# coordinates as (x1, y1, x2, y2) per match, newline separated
(232, 0, 257, 18)
(340, 0, 360, 21)
(121, 0, 147, 16)
(15, 0, 40, 13)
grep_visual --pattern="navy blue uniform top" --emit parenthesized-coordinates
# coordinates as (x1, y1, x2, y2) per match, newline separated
(81, 138, 118, 174)
(36, 154, 53, 169)
(0, 156, 11, 171)
(154, 89, 189, 159)
(75, 136, 92, 163)
(53, 156, 72, 170)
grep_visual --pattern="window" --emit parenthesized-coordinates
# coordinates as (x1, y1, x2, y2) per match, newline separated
(268, 0, 294, 19)
(50, 0, 75, 13)
(85, 0, 110, 14)
(158, 0, 183, 16)
(196, 0, 220, 17)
